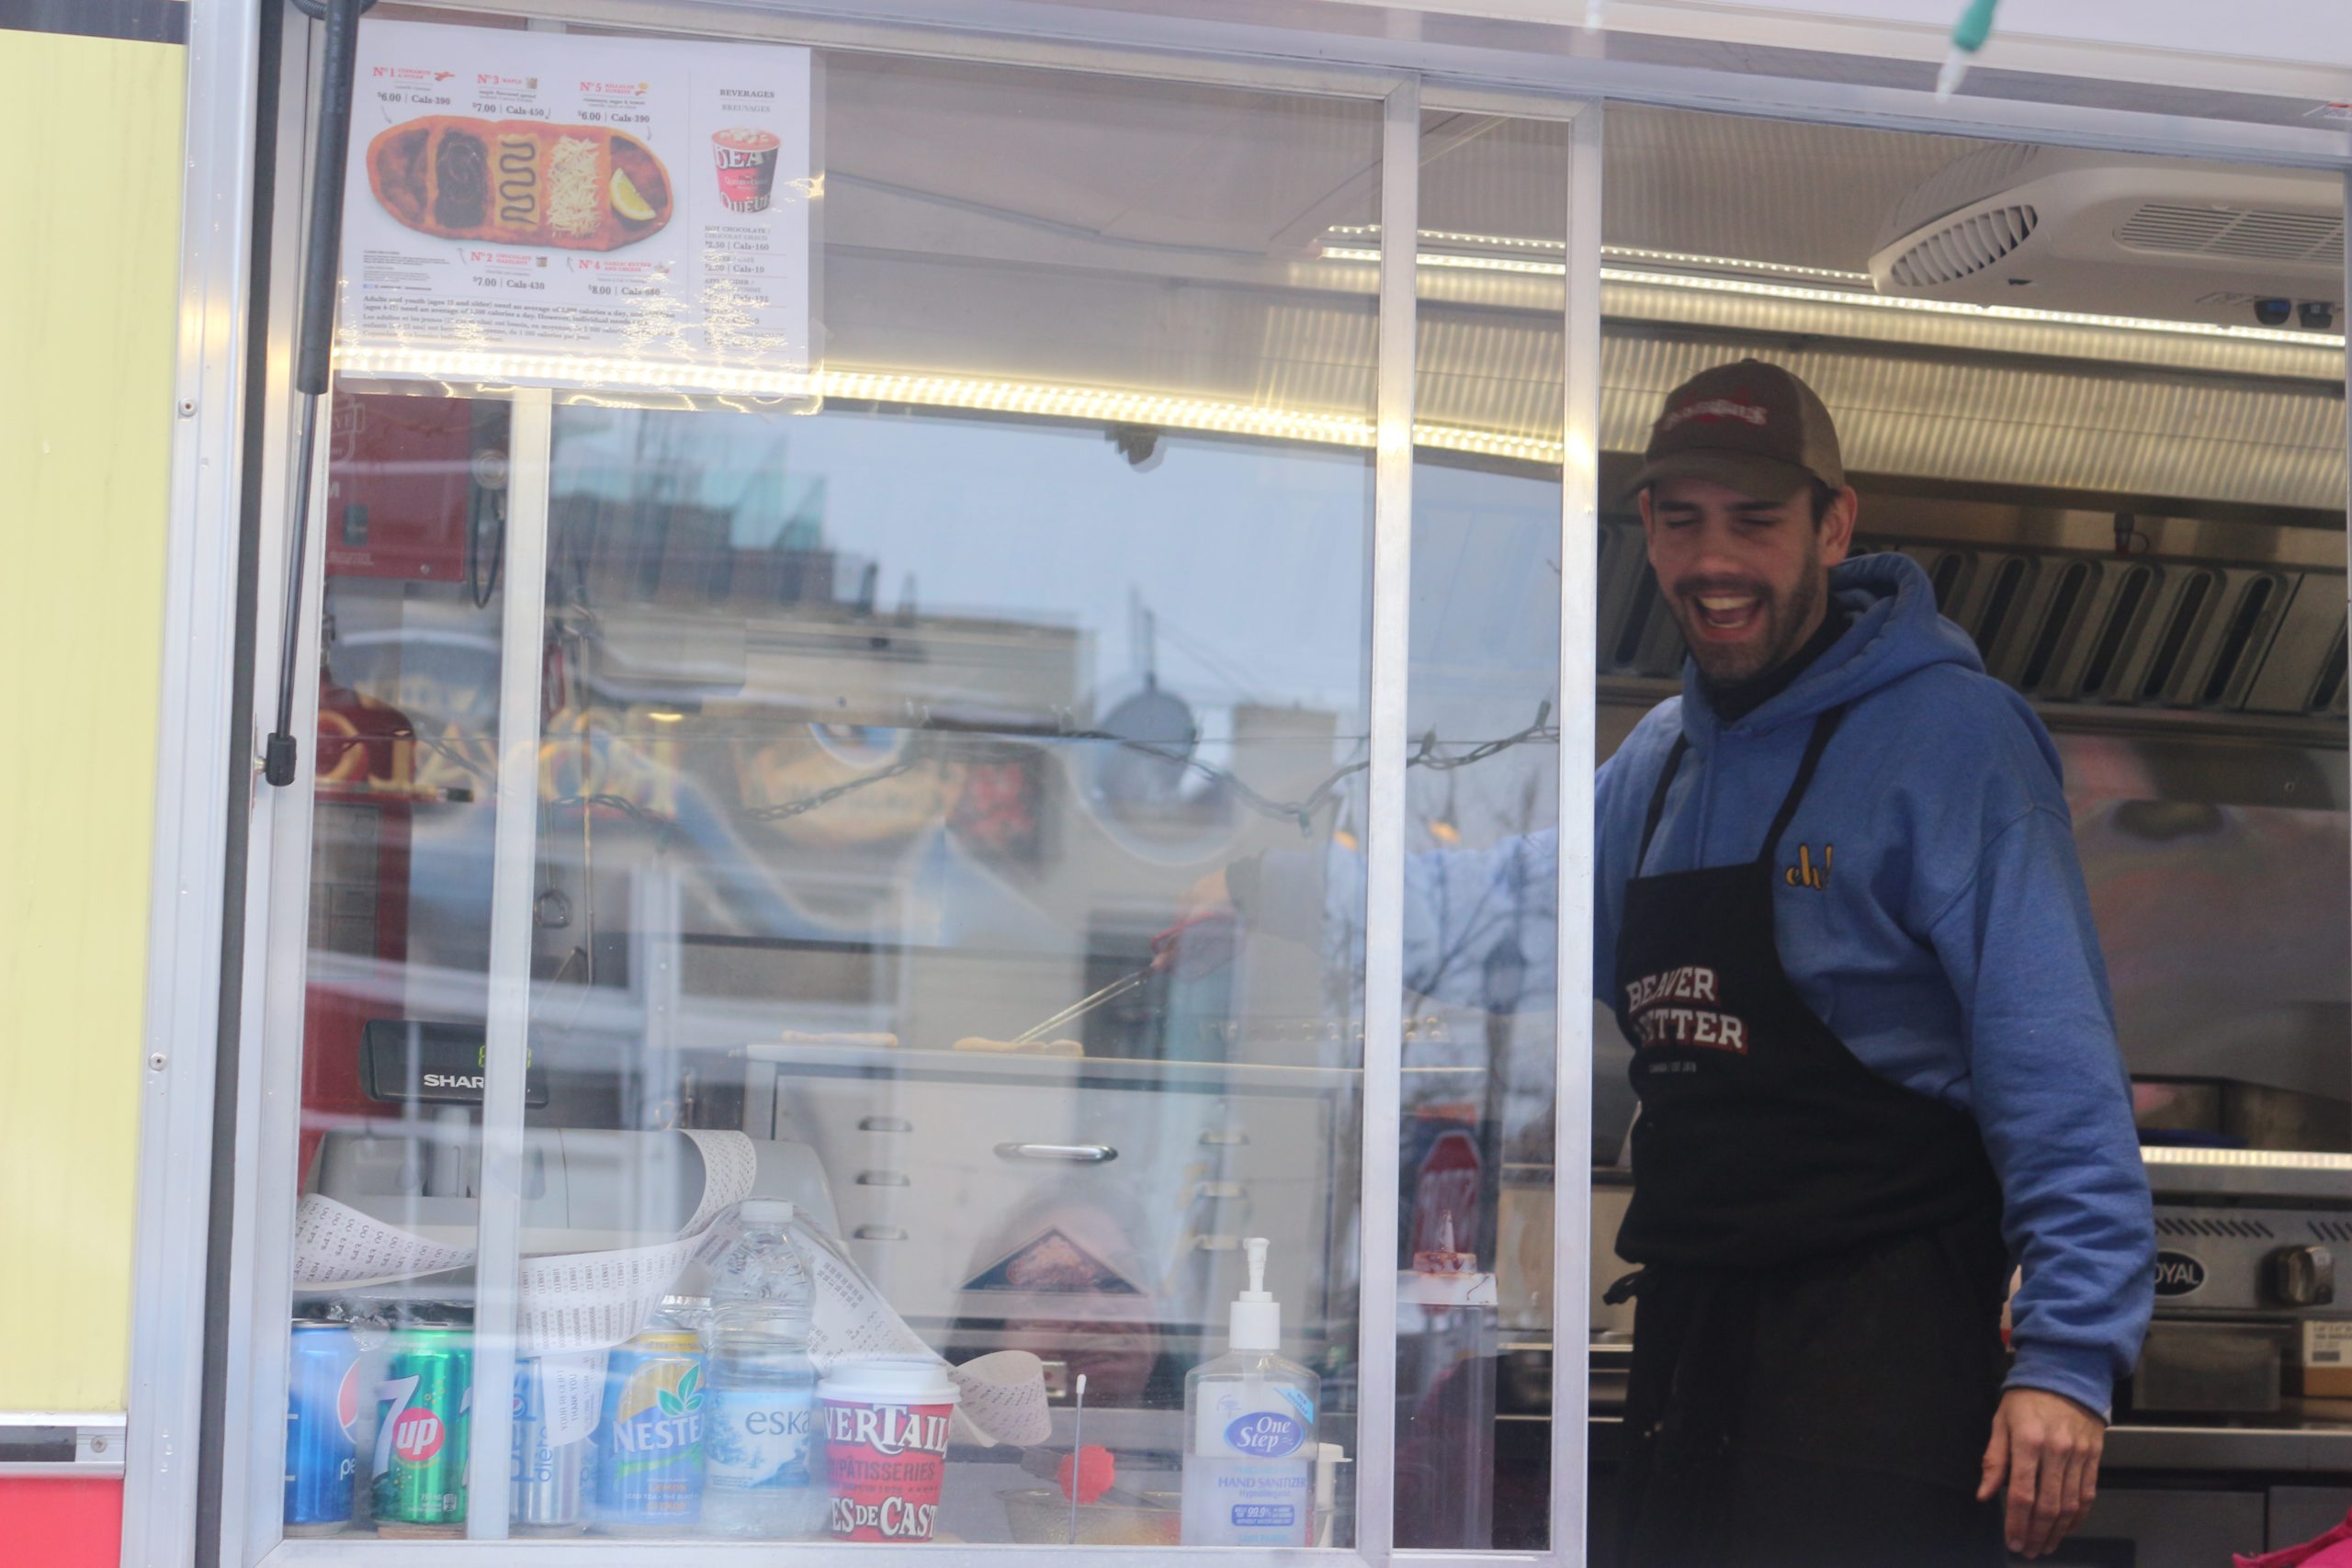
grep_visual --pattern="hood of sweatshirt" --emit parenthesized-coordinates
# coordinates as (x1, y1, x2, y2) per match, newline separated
(1677, 551, 1988, 745)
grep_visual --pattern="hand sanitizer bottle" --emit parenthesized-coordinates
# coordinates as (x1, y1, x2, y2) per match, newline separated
(1181, 1236, 1319, 1546)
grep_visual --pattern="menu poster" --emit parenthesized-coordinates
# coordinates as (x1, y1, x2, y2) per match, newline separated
(338, 19, 814, 394)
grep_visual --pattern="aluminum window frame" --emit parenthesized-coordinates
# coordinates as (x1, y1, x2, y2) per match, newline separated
(119, 0, 274, 1559)
(2341, 168, 2351, 1128)
(135, 6, 2352, 1568)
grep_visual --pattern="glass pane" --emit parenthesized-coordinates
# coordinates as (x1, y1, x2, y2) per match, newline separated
(1390, 110, 1570, 1552)
(1591, 103, 2348, 1561)
(504, 51, 1377, 1549)
(285, 389, 513, 1539)
(283, 41, 1389, 1543)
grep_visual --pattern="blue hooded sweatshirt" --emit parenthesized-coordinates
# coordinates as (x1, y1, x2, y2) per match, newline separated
(1592, 550, 2154, 1417)
(1315, 552, 2153, 1419)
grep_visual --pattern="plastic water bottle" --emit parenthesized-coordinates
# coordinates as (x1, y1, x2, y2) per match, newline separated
(700, 1200, 822, 1538)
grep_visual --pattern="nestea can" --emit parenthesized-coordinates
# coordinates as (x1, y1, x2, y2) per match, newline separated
(370, 1325, 471, 1533)
(592, 1328, 706, 1530)
(285, 1322, 362, 1531)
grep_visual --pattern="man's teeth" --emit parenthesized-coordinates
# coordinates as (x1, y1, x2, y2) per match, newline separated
(1696, 593, 1758, 627)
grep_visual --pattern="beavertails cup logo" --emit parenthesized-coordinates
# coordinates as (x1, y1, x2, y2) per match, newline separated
(1624, 964, 1749, 1054)
(824, 1401, 952, 1459)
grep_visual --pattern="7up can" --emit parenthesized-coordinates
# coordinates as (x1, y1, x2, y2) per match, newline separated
(593, 1317, 707, 1533)
(370, 1326, 471, 1536)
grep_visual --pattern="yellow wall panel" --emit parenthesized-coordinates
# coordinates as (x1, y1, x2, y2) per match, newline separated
(0, 28, 187, 1412)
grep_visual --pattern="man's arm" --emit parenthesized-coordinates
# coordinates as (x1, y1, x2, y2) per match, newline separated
(1927, 801, 2153, 1415)
(1924, 789, 2154, 1557)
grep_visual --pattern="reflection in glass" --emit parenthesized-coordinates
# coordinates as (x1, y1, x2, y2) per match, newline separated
(287, 51, 1389, 1549)
(288, 390, 512, 1538)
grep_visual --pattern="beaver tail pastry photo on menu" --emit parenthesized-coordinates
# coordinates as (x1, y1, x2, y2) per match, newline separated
(367, 117, 674, 250)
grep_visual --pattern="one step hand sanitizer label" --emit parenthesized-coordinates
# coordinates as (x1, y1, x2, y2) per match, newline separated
(1181, 1384, 1317, 1546)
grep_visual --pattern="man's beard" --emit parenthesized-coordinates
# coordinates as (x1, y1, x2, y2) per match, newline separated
(1678, 537, 1826, 704)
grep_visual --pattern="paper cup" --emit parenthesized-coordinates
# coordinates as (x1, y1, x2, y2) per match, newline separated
(820, 1359, 959, 1542)
(711, 128, 782, 214)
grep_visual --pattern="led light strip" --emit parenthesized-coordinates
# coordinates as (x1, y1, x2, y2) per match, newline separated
(1320, 243, 2347, 350)
(343, 248, 2341, 459)
(1325, 245, 1566, 276)
(1611, 267, 2349, 350)
(820, 370, 1375, 445)
(1331, 224, 1878, 284)
(1329, 221, 1566, 254)
(334, 347, 1567, 464)
(2141, 1146, 2352, 1170)
(1605, 244, 1871, 285)
(335, 344, 823, 397)
(829, 371, 1564, 464)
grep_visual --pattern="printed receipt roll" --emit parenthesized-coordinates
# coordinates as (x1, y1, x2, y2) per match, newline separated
(773, 1207, 1051, 1446)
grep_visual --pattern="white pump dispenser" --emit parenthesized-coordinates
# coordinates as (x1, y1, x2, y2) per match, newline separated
(1229, 1236, 1281, 1351)
(1180, 1236, 1320, 1546)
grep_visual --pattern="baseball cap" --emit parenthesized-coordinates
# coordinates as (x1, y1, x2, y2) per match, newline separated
(1624, 358, 1845, 503)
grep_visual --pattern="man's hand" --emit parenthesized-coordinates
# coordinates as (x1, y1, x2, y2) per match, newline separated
(1977, 1387, 2105, 1558)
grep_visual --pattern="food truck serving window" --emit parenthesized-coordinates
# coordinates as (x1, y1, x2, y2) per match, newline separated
(217, 4, 2352, 1564)
(250, 6, 1597, 1555)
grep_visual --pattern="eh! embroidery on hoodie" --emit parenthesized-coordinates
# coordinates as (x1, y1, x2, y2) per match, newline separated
(1784, 842, 1831, 890)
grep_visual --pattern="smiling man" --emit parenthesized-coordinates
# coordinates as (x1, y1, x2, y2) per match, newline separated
(1600, 360, 2154, 1565)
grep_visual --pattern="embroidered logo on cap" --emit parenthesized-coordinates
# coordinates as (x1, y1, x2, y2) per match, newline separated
(1657, 396, 1770, 434)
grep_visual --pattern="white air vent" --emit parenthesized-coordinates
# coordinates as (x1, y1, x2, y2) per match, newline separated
(1887, 205, 2039, 287)
(1875, 141, 2043, 249)
(1871, 150, 2345, 328)
(2118, 203, 2346, 265)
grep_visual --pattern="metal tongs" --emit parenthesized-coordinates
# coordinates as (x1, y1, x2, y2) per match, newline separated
(1012, 913, 1238, 1044)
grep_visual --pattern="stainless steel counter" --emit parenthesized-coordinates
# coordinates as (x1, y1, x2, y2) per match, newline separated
(2104, 1409, 2352, 1473)
(1583, 1343, 2352, 1475)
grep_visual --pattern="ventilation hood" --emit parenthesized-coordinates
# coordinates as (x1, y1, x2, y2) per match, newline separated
(1869, 146, 2344, 331)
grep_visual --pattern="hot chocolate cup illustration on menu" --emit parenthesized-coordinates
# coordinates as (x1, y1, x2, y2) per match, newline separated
(711, 128, 782, 213)
(821, 1359, 958, 1542)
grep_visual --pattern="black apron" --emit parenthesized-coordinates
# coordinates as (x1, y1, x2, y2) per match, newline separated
(1611, 707, 2012, 1568)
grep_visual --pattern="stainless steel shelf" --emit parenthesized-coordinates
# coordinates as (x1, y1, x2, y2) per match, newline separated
(2103, 1420, 2352, 1473)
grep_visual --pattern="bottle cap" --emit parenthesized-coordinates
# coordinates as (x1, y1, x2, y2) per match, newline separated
(1230, 1235, 1281, 1350)
(738, 1198, 797, 1224)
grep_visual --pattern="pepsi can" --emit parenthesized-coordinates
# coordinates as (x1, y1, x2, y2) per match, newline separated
(285, 1322, 362, 1531)
(512, 1357, 592, 1533)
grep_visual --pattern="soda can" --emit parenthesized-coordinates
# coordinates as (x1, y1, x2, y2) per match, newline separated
(511, 1357, 593, 1533)
(592, 1328, 706, 1531)
(285, 1323, 362, 1531)
(370, 1325, 471, 1534)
